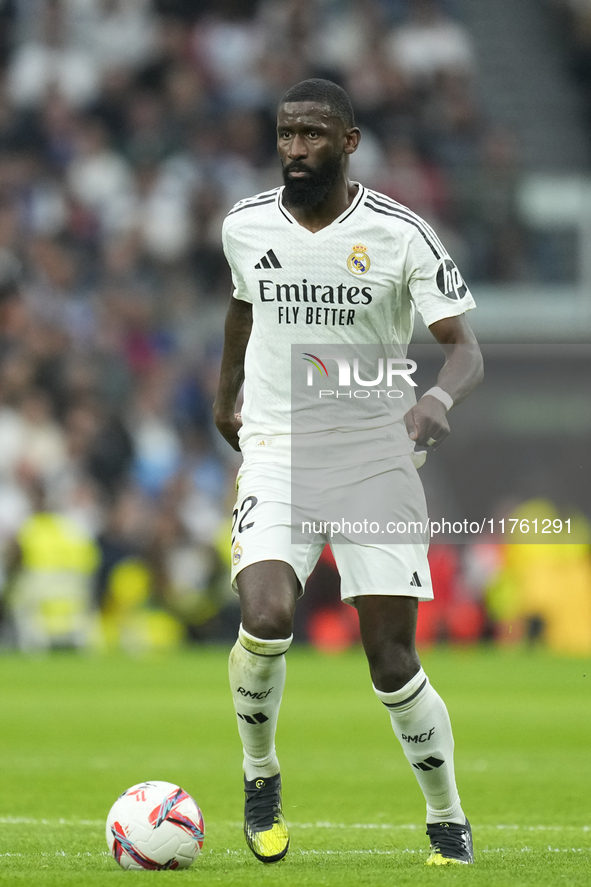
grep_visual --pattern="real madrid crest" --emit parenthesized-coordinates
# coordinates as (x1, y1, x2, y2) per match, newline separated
(347, 244, 370, 276)
(232, 543, 243, 565)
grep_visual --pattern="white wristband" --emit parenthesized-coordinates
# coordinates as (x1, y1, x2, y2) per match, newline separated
(423, 386, 453, 411)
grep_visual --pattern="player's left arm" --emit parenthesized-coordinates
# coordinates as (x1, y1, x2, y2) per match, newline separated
(404, 313, 483, 448)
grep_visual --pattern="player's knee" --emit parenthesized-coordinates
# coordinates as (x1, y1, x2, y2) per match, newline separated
(242, 606, 293, 641)
(366, 644, 420, 693)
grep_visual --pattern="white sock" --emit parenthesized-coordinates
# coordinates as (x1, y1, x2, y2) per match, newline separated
(229, 624, 292, 781)
(374, 668, 465, 824)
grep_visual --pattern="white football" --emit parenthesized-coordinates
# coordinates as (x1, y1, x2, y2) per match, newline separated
(106, 781, 205, 870)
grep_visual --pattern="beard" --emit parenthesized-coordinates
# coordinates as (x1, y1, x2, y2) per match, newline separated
(282, 153, 343, 208)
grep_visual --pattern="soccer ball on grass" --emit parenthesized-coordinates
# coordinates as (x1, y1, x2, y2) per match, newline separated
(106, 781, 204, 870)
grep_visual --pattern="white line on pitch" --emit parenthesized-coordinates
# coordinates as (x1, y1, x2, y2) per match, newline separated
(228, 821, 591, 832)
(0, 817, 103, 826)
(210, 849, 590, 856)
(0, 851, 111, 858)
(295, 849, 589, 855)
(1, 816, 589, 834)
(0, 848, 588, 860)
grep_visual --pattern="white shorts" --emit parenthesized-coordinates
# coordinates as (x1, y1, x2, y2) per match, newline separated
(230, 453, 433, 606)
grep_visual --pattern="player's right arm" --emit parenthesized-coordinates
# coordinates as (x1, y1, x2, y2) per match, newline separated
(213, 296, 252, 451)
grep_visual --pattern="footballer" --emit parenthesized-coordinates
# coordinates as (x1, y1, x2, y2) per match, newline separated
(214, 79, 483, 866)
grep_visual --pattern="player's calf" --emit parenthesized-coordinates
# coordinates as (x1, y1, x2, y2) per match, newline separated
(374, 666, 473, 864)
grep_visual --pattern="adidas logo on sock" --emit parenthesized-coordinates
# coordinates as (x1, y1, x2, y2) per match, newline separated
(237, 711, 269, 724)
(413, 756, 444, 771)
(410, 571, 422, 587)
(254, 249, 281, 269)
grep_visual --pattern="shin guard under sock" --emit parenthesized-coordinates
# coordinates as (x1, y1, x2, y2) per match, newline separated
(374, 668, 465, 824)
(229, 625, 292, 781)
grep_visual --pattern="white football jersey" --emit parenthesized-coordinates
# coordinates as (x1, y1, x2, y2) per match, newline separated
(222, 184, 475, 456)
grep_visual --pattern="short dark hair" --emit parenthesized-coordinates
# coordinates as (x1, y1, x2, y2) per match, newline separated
(279, 79, 355, 129)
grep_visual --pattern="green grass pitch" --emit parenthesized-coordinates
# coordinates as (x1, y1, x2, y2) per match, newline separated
(0, 645, 589, 885)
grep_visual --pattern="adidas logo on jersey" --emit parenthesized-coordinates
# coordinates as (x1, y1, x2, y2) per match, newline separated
(410, 571, 422, 587)
(255, 250, 281, 270)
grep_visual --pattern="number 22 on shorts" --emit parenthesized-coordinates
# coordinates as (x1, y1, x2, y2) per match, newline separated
(232, 495, 258, 564)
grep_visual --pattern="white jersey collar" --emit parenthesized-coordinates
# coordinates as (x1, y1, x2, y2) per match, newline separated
(276, 183, 365, 232)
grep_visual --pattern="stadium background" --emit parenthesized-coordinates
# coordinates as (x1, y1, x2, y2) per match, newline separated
(0, 0, 589, 658)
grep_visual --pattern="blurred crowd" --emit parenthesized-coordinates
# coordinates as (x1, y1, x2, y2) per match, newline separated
(0, 0, 587, 654)
(0, 0, 539, 287)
